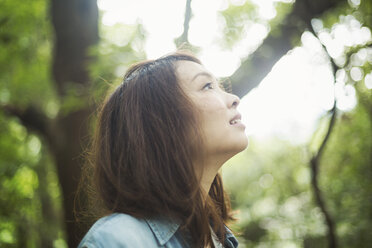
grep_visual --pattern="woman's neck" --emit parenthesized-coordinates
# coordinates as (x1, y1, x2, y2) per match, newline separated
(197, 154, 227, 197)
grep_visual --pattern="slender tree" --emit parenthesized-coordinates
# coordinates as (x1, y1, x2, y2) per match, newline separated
(3, 0, 98, 246)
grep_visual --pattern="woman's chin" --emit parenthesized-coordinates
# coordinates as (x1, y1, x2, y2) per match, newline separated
(236, 135, 249, 151)
(228, 138, 249, 157)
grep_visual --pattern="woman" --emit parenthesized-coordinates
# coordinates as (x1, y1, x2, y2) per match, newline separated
(78, 51, 248, 248)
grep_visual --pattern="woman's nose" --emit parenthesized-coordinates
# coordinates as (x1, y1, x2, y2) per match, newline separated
(229, 93, 240, 108)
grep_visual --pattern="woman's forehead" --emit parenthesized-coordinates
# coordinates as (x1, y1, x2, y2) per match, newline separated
(176, 60, 213, 84)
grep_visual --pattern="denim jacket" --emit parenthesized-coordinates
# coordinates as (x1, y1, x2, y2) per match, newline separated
(78, 213, 239, 248)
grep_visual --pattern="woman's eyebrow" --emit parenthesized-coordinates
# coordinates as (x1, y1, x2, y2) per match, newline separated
(191, 72, 214, 82)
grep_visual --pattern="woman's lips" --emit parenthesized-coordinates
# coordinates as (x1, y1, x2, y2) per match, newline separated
(229, 114, 245, 129)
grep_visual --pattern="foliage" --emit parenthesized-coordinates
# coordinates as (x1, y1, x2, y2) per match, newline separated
(0, 0, 371, 247)
(220, 0, 372, 246)
(0, 0, 145, 247)
(0, 0, 54, 110)
(219, 1, 259, 48)
(320, 104, 372, 247)
(0, 113, 65, 247)
(223, 101, 372, 247)
(219, 0, 294, 49)
(88, 20, 147, 101)
(0, 0, 64, 247)
(223, 138, 323, 247)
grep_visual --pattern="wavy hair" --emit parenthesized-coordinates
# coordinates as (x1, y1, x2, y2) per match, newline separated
(82, 51, 234, 247)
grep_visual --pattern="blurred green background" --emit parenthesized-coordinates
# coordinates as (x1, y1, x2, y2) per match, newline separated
(0, 0, 371, 247)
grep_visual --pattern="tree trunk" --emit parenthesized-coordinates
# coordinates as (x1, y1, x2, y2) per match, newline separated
(50, 0, 98, 247)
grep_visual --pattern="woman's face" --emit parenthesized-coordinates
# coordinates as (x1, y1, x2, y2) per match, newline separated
(176, 60, 248, 158)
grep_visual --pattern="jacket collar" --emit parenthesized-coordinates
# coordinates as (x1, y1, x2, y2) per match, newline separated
(224, 225, 239, 248)
(145, 216, 180, 246)
(145, 216, 238, 248)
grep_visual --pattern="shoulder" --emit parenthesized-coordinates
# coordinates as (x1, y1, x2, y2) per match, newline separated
(78, 213, 158, 248)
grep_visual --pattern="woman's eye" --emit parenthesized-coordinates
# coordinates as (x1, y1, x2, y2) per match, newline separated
(202, 82, 214, 90)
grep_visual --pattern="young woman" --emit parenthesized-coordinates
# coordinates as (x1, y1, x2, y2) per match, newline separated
(78, 51, 248, 248)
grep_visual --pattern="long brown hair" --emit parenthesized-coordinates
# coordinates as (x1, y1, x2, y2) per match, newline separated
(82, 51, 234, 247)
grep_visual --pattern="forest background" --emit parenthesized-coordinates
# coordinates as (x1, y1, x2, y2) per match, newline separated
(0, 0, 371, 247)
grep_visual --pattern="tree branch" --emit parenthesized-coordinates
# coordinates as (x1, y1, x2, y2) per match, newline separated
(1, 104, 50, 137)
(230, 0, 347, 98)
(175, 0, 192, 46)
(308, 22, 339, 248)
(310, 105, 337, 248)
